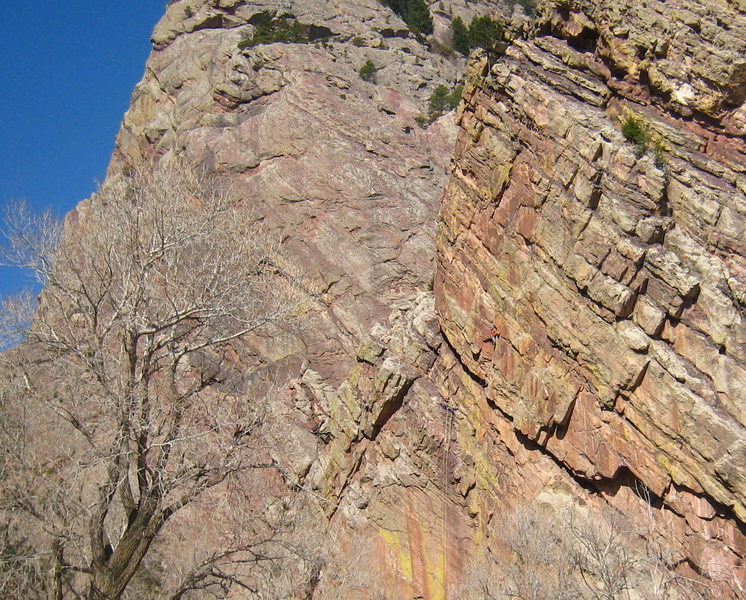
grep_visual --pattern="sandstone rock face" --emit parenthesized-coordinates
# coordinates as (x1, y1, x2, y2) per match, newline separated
(50, 0, 746, 597)
(437, 0, 746, 589)
(117, 0, 509, 392)
(106, 1, 514, 598)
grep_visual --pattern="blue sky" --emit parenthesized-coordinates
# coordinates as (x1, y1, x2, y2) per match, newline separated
(0, 1, 166, 297)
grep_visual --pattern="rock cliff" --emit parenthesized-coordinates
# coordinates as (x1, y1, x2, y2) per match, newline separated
(115, 0, 516, 391)
(437, 0, 746, 593)
(106, 0, 512, 597)
(36, 0, 746, 597)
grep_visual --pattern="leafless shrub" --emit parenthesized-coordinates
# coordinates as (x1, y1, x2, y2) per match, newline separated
(0, 290, 36, 350)
(565, 508, 640, 600)
(499, 503, 577, 600)
(310, 529, 384, 600)
(0, 199, 62, 284)
(0, 518, 48, 599)
(460, 500, 725, 600)
(148, 491, 320, 600)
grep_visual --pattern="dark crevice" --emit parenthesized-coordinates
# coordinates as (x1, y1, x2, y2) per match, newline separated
(325, 447, 366, 519)
(567, 27, 599, 53)
(682, 558, 711, 579)
(377, 27, 410, 39)
(554, 403, 574, 438)
(193, 14, 226, 32)
(606, 60, 631, 80)
(587, 183, 602, 209)
(534, 4, 600, 53)
(440, 331, 487, 388)
(657, 174, 671, 217)
(369, 377, 416, 439)
(626, 361, 649, 393)
(307, 24, 334, 41)
(593, 466, 664, 509)
(678, 284, 701, 311)
(638, 67, 651, 88)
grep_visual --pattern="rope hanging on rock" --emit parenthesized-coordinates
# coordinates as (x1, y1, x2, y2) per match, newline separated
(441, 403, 455, 599)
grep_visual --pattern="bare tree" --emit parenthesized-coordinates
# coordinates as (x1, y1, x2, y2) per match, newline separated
(566, 508, 638, 600)
(144, 483, 320, 600)
(309, 530, 378, 600)
(0, 157, 309, 600)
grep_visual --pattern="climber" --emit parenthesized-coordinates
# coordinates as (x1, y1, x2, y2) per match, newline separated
(440, 403, 457, 414)
(483, 325, 498, 343)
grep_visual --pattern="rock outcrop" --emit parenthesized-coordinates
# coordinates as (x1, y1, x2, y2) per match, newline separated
(116, 0, 509, 393)
(35, 0, 746, 597)
(105, 1, 512, 597)
(437, 0, 746, 591)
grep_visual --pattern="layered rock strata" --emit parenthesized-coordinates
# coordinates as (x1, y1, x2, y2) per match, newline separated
(437, 0, 746, 588)
(47, 0, 746, 597)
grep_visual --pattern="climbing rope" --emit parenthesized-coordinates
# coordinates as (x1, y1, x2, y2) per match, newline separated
(441, 406, 454, 599)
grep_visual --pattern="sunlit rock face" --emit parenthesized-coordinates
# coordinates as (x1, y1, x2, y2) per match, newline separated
(62, 0, 745, 596)
(108, 1, 511, 598)
(436, 0, 746, 591)
(116, 0, 516, 385)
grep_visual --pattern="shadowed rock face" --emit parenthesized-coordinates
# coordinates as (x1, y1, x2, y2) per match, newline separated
(437, 0, 746, 590)
(48, 0, 745, 597)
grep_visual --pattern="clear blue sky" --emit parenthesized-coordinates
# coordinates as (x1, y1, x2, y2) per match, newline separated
(0, 1, 166, 297)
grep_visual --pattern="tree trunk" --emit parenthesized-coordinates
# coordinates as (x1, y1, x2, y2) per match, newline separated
(49, 538, 64, 600)
(87, 507, 162, 600)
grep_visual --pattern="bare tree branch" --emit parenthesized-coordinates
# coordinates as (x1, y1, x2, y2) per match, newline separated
(0, 157, 314, 600)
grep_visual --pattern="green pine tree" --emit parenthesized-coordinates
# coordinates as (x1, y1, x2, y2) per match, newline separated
(448, 84, 463, 110)
(404, 0, 434, 35)
(468, 15, 503, 53)
(383, 0, 433, 36)
(359, 59, 378, 82)
(428, 84, 451, 119)
(451, 16, 470, 55)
